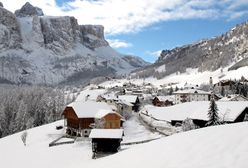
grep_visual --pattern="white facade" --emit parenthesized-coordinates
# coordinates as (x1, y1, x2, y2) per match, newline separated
(174, 89, 210, 104)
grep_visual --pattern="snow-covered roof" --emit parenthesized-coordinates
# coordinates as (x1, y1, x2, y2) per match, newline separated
(95, 111, 122, 119)
(183, 83, 199, 89)
(75, 89, 107, 102)
(219, 94, 248, 101)
(118, 95, 138, 103)
(101, 93, 118, 100)
(155, 95, 175, 102)
(117, 99, 133, 106)
(67, 101, 116, 118)
(89, 129, 124, 139)
(145, 101, 248, 122)
(174, 89, 210, 95)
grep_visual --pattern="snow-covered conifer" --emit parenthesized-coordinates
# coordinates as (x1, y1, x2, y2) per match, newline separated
(206, 98, 220, 126)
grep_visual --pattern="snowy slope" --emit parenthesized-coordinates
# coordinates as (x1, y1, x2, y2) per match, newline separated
(0, 120, 247, 168)
(109, 65, 248, 89)
(143, 101, 248, 122)
(84, 122, 248, 168)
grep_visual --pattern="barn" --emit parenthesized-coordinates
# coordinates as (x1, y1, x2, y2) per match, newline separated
(89, 129, 123, 153)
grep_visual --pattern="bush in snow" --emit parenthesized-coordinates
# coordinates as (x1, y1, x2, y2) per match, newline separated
(182, 118, 198, 131)
(21, 131, 28, 146)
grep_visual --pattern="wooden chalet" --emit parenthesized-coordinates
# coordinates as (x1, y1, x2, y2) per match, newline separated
(214, 80, 236, 88)
(89, 129, 123, 154)
(213, 79, 244, 95)
(62, 101, 117, 137)
(94, 111, 124, 129)
(152, 96, 174, 107)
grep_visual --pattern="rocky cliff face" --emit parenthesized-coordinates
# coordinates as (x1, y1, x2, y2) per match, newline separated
(80, 25, 109, 49)
(134, 21, 248, 79)
(0, 3, 148, 85)
(0, 6, 22, 50)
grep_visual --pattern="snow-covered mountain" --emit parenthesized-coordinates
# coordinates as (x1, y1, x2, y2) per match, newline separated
(0, 119, 247, 168)
(134, 20, 248, 79)
(0, 2, 148, 85)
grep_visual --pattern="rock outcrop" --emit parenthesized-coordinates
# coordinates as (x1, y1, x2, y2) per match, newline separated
(40, 16, 79, 52)
(0, 7, 21, 50)
(80, 25, 109, 49)
(15, 2, 44, 17)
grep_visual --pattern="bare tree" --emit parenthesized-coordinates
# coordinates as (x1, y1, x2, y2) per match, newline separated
(94, 118, 105, 128)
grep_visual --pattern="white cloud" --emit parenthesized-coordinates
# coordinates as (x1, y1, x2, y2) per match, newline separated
(228, 11, 248, 20)
(146, 50, 162, 57)
(1, 0, 248, 35)
(107, 39, 133, 49)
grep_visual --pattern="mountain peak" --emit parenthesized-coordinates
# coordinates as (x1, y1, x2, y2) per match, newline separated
(15, 2, 44, 17)
(0, 5, 147, 85)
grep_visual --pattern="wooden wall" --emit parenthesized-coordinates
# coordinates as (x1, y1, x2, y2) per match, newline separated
(104, 113, 121, 129)
(63, 107, 94, 129)
(79, 118, 95, 129)
(63, 107, 79, 129)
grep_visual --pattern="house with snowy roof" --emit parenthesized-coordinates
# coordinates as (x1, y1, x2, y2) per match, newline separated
(118, 95, 140, 112)
(144, 101, 248, 128)
(116, 100, 133, 116)
(63, 101, 122, 137)
(152, 95, 175, 107)
(173, 89, 211, 104)
(213, 79, 244, 95)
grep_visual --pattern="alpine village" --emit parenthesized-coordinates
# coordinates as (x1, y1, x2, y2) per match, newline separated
(0, 1, 248, 168)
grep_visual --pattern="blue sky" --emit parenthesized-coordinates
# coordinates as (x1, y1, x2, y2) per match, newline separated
(2, 0, 248, 62)
(112, 17, 248, 62)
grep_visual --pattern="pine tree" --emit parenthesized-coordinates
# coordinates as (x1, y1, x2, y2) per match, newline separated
(220, 86, 225, 96)
(206, 98, 220, 126)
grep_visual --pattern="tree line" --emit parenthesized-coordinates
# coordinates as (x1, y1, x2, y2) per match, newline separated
(0, 85, 73, 138)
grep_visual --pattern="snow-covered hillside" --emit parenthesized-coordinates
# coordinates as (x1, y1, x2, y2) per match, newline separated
(100, 65, 248, 89)
(0, 120, 247, 168)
